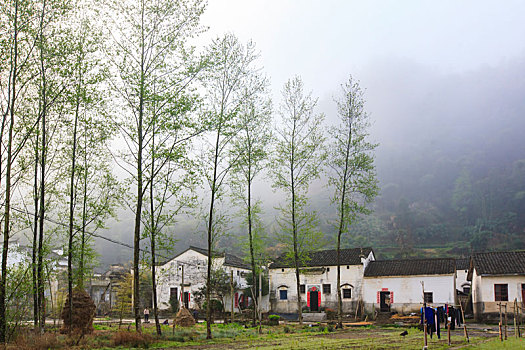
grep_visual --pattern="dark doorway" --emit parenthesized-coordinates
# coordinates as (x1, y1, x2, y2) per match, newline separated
(522, 284, 525, 307)
(380, 291, 391, 312)
(310, 291, 319, 312)
(183, 291, 189, 309)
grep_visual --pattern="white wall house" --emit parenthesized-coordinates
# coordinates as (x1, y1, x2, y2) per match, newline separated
(363, 258, 456, 314)
(156, 246, 253, 312)
(456, 258, 471, 295)
(468, 250, 525, 321)
(268, 248, 375, 314)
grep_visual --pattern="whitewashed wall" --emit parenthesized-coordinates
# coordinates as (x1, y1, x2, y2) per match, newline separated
(472, 269, 525, 319)
(269, 252, 374, 313)
(363, 274, 456, 314)
(156, 249, 250, 312)
(456, 268, 470, 293)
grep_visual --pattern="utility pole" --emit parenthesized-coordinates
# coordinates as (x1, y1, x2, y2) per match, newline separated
(180, 265, 184, 309)
(230, 270, 234, 323)
(258, 271, 263, 333)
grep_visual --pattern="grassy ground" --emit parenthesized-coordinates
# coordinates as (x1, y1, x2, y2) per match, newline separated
(9, 322, 525, 349)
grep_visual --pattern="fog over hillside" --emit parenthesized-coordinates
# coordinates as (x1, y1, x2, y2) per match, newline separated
(94, 55, 525, 267)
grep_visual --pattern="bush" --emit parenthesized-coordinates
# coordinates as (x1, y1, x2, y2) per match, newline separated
(268, 314, 280, 326)
(15, 332, 61, 350)
(325, 308, 337, 320)
(112, 331, 153, 348)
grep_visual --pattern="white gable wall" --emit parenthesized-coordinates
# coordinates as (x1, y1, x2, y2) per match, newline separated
(269, 251, 374, 313)
(363, 274, 456, 314)
(156, 249, 251, 312)
(472, 268, 525, 320)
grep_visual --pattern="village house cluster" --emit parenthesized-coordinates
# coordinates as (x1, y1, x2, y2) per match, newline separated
(154, 246, 525, 322)
(3, 242, 524, 322)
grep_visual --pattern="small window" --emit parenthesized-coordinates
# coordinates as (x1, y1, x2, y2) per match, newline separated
(424, 292, 433, 303)
(299, 284, 305, 294)
(463, 286, 471, 295)
(170, 287, 178, 300)
(495, 284, 508, 301)
(342, 289, 351, 299)
(236, 270, 240, 276)
(281, 268, 284, 272)
(326, 267, 330, 272)
(323, 284, 331, 294)
(346, 265, 349, 269)
(279, 290, 288, 300)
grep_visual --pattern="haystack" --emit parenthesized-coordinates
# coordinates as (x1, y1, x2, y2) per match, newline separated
(60, 288, 96, 334)
(174, 307, 196, 327)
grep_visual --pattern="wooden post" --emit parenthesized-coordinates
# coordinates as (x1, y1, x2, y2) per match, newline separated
(516, 301, 521, 338)
(421, 281, 427, 348)
(514, 299, 518, 339)
(230, 270, 234, 324)
(459, 300, 469, 343)
(258, 271, 263, 334)
(181, 265, 184, 309)
(498, 302, 503, 341)
(504, 304, 508, 340)
(447, 322, 451, 346)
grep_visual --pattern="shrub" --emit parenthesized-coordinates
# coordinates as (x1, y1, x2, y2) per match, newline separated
(283, 326, 291, 333)
(268, 314, 280, 326)
(15, 332, 61, 350)
(112, 331, 153, 348)
(325, 308, 337, 320)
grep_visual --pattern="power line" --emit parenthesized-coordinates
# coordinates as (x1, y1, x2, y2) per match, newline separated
(7, 205, 172, 261)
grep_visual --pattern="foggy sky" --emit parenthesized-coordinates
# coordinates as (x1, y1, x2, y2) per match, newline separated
(95, 1, 525, 266)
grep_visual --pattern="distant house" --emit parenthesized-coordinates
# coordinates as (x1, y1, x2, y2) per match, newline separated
(468, 250, 525, 321)
(268, 248, 375, 314)
(88, 264, 127, 315)
(156, 246, 251, 312)
(363, 258, 456, 314)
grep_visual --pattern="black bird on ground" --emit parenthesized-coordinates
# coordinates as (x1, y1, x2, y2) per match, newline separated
(400, 330, 408, 336)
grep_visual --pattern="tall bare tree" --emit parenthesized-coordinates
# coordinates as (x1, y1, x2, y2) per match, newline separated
(230, 89, 272, 327)
(328, 76, 378, 327)
(200, 34, 264, 339)
(103, 0, 205, 332)
(272, 76, 326, 325)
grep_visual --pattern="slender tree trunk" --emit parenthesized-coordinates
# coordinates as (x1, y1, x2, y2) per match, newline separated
(0, 26, 17, 348)
(246, 161, 258, 327)
(32, 126, 40, 328)
(67, 78, 81, 332)
(150, 127, 162, 336)
(336, 126, 352, 328)
(0, 1, 19, 340)
(78, 130, 88, 289)
(290, 121, 302, 324)
(36, 0, 48, 332)
(133, 105, 144, 333)
(206, 129, 221, 339)
(133, 2, 147, 331)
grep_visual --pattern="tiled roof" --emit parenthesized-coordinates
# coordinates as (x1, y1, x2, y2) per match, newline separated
(269, 248, 373, 268)
(472, 250, 525, 276)
(224, 253, 250, 270)
(455, 258, 470, 270)
(162, 246, 250, 270)
(364, 258, 456, 277)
